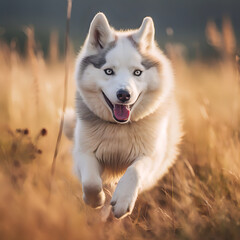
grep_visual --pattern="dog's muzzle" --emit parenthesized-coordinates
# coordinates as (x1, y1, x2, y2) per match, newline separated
(102, 91, 131, 123)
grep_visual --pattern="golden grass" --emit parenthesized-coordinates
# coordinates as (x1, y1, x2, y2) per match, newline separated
(0, 26, 239, 239)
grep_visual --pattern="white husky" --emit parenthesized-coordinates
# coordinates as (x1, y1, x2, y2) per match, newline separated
(64, 12, 182, 219)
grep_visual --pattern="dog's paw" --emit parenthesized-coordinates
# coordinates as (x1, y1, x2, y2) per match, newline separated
(83, 184, 105, 208)
(110, 188, 138, 219)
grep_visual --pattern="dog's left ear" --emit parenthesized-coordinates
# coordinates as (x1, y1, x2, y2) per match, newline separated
(132, 17, 155, 50)
(88, 12, 114, 50)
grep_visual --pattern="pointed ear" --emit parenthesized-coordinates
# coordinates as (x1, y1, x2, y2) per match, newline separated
(132, 17, 155, 50)
(88, 12, 114, 50)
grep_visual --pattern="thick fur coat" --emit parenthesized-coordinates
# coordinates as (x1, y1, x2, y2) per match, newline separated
(64, 13, 182, 219)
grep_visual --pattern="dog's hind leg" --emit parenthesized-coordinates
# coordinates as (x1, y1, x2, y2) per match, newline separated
(100, 184, 116, 222)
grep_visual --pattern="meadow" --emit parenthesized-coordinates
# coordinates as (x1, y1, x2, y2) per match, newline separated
(0, 21, 239, 239)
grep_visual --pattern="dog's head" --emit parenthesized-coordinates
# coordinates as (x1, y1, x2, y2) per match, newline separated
(75, 13, 174, 123)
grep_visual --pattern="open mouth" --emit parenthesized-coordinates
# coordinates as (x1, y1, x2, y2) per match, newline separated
(102, 91, 132, 123)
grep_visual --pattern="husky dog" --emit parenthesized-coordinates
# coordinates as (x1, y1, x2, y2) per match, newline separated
(64, 12, 182, 219)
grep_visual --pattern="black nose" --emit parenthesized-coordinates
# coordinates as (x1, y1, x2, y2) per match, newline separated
(116, 89, 131, 103)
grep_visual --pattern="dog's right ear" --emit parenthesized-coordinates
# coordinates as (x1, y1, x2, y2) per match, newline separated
(132, 17, 155, 51)
(88, 13, 114, 50)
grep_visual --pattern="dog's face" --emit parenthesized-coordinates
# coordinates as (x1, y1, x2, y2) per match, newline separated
(75, 13, 173, 123)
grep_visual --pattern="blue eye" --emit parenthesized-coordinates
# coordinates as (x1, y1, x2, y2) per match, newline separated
(133, 69, 142, 76)
(104, 68, 114, 75)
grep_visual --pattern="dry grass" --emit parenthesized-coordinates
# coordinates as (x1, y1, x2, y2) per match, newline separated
(0, 22, 240, 239)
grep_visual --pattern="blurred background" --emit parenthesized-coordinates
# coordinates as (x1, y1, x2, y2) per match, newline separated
(0, 0, 239, 59)
(0, 1, 240, 240)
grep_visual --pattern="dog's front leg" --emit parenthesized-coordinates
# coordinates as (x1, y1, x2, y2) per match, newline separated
(110, 156, 151, 219)
(73, 150, 105, 208)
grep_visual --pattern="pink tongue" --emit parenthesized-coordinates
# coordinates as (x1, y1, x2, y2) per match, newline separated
(113, 104, 130, 121)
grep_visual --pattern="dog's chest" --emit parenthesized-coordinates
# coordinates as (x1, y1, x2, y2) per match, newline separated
(85, 121, 158, 172)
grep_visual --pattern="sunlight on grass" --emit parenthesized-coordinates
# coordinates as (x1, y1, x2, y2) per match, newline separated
(0, 21, 239, 239)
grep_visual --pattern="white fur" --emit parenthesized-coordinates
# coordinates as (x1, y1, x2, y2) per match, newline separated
(63, 108, 76, 140)
(64, 12, 182, 219)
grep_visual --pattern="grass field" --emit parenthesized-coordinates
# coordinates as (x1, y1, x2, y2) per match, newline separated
(0, 26, 240, 239)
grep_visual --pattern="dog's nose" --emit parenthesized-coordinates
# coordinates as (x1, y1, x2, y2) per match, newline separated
(116, 89, 131, 103)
